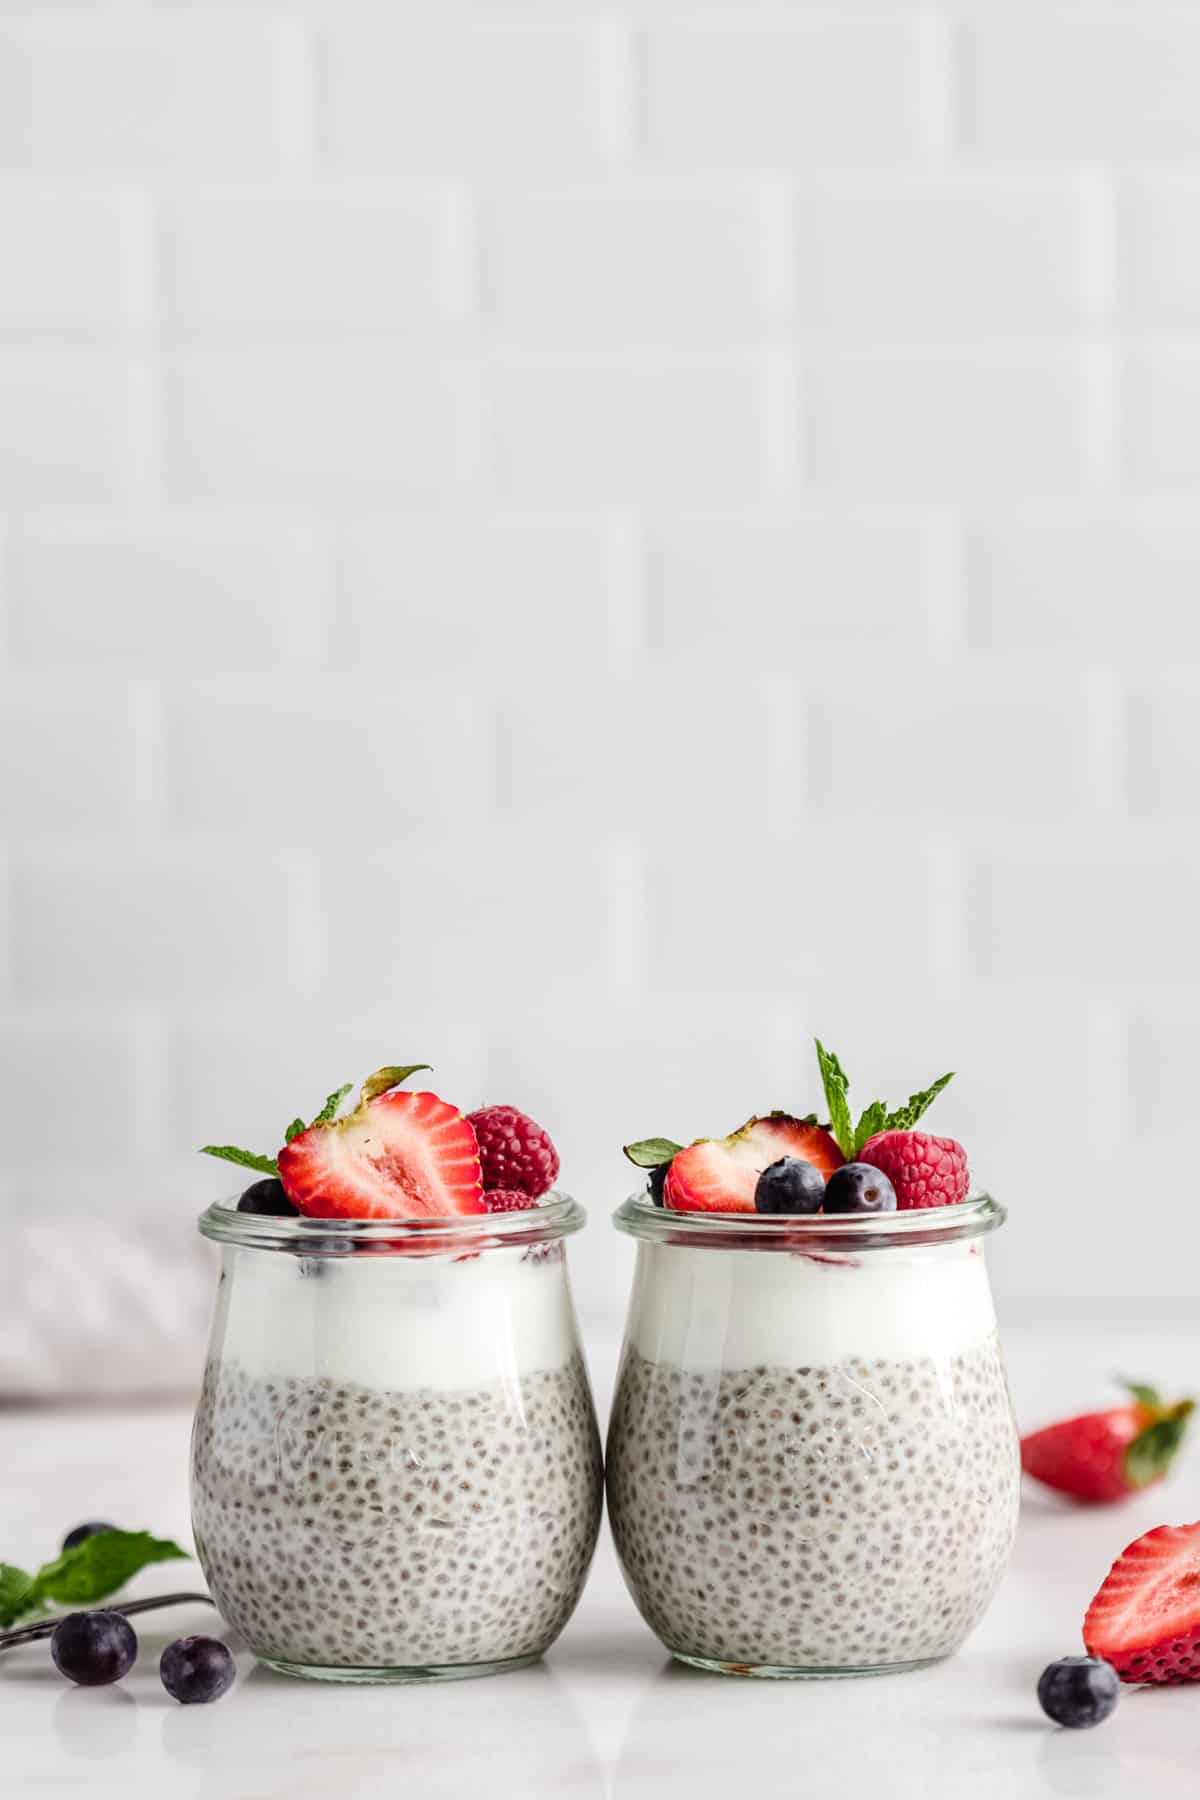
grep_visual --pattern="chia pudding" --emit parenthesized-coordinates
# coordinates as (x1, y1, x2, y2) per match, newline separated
(606, 1196, 1020, 1675)
(191, 1202, 603, 1680)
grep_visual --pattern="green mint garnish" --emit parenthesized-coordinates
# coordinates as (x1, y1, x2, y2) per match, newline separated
(199, 1144, 279, 1177)
(880, 1072, 955, 1135)
(623, 1138, 683, 1169)
(358, 1066, 431, 1106)
(0, 1564, 34, 1630)
(812, 1040, 955, 1158)
(814, 1040, 855, 1159)
(0, 1531, 189, 1629)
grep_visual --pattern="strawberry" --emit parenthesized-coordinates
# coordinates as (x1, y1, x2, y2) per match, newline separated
(1083, 1521, 1200, 1682)
(1021, 1383, 1194, 1505)
(663, 1116, 843, 1214)
(277, 1066, 484, 1220)
(857, 1129, 969, 1210)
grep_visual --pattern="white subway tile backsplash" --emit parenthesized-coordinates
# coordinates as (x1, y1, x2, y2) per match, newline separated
(165, 350, 479, 502)
(321, 16, 633, 163)
(967, 513, 1200, 658)
(163, 684, 480, 836)
(647, 515, 931, 660)
(10, 853, 302, 1005)
(7, 516, 317, 671)
(807, 674, 1093, 828)
(645, 17, 925, 157)
(489, 351, 774, 499)
(0, 184, 151, 332)
(0, 684, 136, 833)
(483, 175, 790, 327)
(961, 11, 1200, 154)
(796, 174, 1103, 329)
(0, 20, 306, 169)
(333, 520, 618, 670)
(0, 350, 149, 501)
(806, 348, 1097, 497)
(163, 180, 473, 331)
(2, 1, 1200, 1322)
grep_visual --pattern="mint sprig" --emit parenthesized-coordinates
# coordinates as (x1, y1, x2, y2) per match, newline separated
(813, 1040, 955, 1158)
(199, 1143, 279, 1177)
(0, 1531, 189, 1630)
(623, 1137, 683, 1169)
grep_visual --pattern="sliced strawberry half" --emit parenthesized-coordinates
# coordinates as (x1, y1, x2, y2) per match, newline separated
(278, 1077, 484, 1220)
(1083, 1521, 1200, 1683)
(664, 1115, 844, 1214)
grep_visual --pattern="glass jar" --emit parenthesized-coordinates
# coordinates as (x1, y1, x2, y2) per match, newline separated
(606, 1193, 1019, 1679)
(191, 1196, 603, 1683)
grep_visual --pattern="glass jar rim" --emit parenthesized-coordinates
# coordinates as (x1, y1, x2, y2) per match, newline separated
(198, 1189, 585, 1253)
(613, 1190, 1004, 1252)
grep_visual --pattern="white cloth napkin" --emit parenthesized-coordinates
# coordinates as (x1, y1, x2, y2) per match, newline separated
(0, 1221, 217, 1401)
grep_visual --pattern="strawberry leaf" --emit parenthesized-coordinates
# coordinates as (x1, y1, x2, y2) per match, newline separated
(883, 1071, 955, 1132)
(283, 1117, 306, 1144)
(199, 1144, 279, 1177)
(310, 1083, 353, 1126)
(1122, 1379, 1163, 1410)
(814, 1040, 855, 1159)
(0, 1563, 35, 1630)
(358, 1066, 431, 1106)
(1124, 1401, 1195, 1489)
(623, 1138, 683, 1169)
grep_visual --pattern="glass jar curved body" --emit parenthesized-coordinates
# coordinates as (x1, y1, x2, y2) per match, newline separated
(191, 1198, 603, 1683)
(606, 1197, 1019, 1679)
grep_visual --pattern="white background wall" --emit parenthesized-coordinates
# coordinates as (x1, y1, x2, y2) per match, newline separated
(2, 2, 1199, 1350)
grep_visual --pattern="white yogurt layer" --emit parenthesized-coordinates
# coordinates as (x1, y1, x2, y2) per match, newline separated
(211, 1246, 579, 1392)
(626, 1239, 997, 1369)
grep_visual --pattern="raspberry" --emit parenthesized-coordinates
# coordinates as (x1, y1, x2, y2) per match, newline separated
(857, 1129, 968, 1210)
(483, 1189, 539, 1214)
(467, 1106, 559, 1199)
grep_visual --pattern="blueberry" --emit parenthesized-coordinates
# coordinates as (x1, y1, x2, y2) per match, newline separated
(823, 1162, 897, 1215)
(754, 1157, 826, 1215)
(160, 1636, 236, 1705)
(648, 1164, 670, 1207)
(236, 1177, 297, 1217)
(1037, 1657, 1120, 1729)
(61, 1521, 115, 1552)
(50, 1610, 137, 1687)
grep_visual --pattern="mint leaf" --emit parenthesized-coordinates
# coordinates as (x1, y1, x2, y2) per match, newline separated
(357, 1067, 430, 1107)
(311, 1082, 355, 1124)
(283, 1117, 306, 1144)
(0, 1563, 35, 1629)
(623, 1137, 683, 1169)
(814, 1040, 855, 1159)
(883, 1071, 954, 1132)
(199, 1144, 279, 1177)
(23, 1532, 188, 1615)
(851, 1099, 888, 1158)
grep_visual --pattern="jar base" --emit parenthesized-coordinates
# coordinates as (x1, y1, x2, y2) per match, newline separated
(669, 1649, 949, 1681)
(257, 1651, 543, 1686)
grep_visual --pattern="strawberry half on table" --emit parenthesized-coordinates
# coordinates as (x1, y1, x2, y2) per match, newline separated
(202, 1064, 485, 1220)
(1021, 1382, 1195, 1505)
(1084, 1521, 1200, 1683)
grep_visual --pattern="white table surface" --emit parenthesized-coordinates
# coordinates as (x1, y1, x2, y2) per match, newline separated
(4, 1314, 1200, 1800)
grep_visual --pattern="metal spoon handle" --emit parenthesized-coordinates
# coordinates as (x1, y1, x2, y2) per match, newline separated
(0, 1591, 216, 1650)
